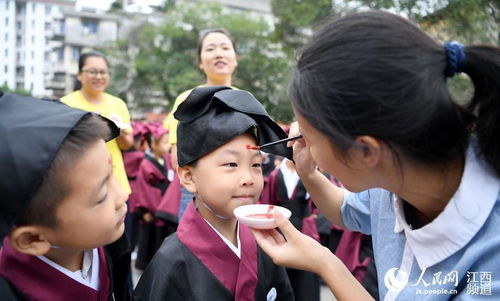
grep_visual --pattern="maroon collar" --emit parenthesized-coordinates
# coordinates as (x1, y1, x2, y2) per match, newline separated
(0, 237, 110, 301)
(177, 202, 258, 298)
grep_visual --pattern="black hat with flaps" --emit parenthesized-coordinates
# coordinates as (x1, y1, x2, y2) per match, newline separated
(174, 86, 292, 166)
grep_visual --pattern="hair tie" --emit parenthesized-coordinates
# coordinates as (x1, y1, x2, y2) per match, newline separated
(444, 41, 465, 77)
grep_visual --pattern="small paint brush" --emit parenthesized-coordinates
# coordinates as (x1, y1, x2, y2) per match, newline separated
(246, 135, 303, 150)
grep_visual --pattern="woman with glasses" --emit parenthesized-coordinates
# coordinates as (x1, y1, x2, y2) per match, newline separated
(61, 51, 133, 197)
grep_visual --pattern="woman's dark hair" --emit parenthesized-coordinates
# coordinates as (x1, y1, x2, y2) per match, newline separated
(196, 28, 237, 64)
(16, 114, 112, 228)
(73, 51, 110, 91)
(289, 10, 500, 176)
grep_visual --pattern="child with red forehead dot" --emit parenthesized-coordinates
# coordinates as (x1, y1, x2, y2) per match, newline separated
(134, 124, 174, 270)
(0, 92, 131, 301)
(134, 86, 295, 301)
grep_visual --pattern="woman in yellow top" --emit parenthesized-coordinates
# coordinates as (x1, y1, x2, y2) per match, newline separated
(61, 51, 133, 195)
(163, 28, 238, 219)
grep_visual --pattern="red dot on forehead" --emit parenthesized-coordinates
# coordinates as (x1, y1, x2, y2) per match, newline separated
(108, 157, 112, 165)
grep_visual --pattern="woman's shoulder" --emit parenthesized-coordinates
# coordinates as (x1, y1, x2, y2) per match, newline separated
(103, 92, 126, 105)
(59, 90, 81, 104)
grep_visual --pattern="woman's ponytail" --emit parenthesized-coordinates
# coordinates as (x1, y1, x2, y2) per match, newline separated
(463, 45, 500, 176)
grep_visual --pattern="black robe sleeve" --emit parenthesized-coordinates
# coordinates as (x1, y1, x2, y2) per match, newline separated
(255, 247, 295, 300)
(0, 277, 29, 301)
(105, 233, 133, 301)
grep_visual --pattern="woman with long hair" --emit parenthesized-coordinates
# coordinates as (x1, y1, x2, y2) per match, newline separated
(253, 10, 500, 300)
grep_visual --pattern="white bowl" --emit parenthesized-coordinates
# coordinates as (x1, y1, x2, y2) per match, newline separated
(234, 204, 291, 229)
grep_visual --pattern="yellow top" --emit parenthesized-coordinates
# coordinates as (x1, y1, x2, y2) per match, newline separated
(163, 89, 193, 145)
(164, 86, 237, 145)
(61, 91, 132, 194)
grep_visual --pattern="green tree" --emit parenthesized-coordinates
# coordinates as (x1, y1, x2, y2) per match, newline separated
(270, 0, 334, 54)
(1, 84, 31, 97)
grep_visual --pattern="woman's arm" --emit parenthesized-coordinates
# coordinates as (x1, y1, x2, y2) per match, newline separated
(117, 129, 133, 151)
(288, 122, 346, 228)
(252, 211, 374, 301)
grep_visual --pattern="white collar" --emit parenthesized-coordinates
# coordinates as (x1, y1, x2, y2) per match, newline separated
(279, 159, 300, 199)
(393, 142, 500, 269)
(204, 218, 241, 258)
(37, 248, 100, 290)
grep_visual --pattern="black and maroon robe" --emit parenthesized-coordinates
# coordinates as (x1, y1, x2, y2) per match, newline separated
(134, 152, 174, 269)
(260, 167, 321, 301)
(0, 234, 131, 301)
(134, 201, 294, 301)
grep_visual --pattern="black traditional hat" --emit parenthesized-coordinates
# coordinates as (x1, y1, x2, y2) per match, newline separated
(0, 92, 119, 240)
(174, 86, 292, 166)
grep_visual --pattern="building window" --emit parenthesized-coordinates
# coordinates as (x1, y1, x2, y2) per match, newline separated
(31, 36, 35, 43)
(17, 21, 21, 30)
(59, 20, 65, 34)
(82, 19, 98, 34)
(4, 65, 7, 73)
(4, 49, 8, 57)
(57, 48, 64, 61)
(31, 51, 34, 59)
(31, 66, 34, 74)
(5, 17, 8, 26)
(32, 3, 36, 12)
(45, 4, 52, 14)
(71, 46, 81, 61)
(4, 33, 7, 42)
(32, 20, 35, 28)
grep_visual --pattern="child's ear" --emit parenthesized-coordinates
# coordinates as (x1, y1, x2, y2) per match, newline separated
(9, 226, 51, 256)
(177, 165, 197, 194)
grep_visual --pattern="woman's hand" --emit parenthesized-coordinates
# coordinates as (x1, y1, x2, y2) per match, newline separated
(252, 210, 375, 301)
(251, 210, 333, 274)
(287, 122, 317, 178)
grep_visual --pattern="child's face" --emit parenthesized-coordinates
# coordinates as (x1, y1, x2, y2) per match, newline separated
(188, 133, 263, 219)
(152, 133, 170, 156)
(44, 140, 128, 249)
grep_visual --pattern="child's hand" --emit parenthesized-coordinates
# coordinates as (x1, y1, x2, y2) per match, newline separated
(251, 210, 332, 274)
(143, 212, 154, 223)
(287, 122, 317, 178)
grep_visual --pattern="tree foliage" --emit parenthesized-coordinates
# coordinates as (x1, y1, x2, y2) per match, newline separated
(106, 0, 498, 121)
(106, 2, 293, 121)
(1, 84, 31, 97)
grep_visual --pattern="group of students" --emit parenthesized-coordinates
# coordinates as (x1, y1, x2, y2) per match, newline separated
(122, 121, 178, 270)
(1, 9, 500, 301)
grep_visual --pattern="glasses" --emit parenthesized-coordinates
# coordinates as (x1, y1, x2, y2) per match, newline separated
(81, 69, 109, 77)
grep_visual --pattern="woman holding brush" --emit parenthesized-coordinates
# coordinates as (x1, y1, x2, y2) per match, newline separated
(251, 10, 500, 301)
(163, 28, 238, 220)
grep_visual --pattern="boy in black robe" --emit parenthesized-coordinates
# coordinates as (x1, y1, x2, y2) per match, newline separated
(134, 86, 295, 301)
(0, 92, 131, 301)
